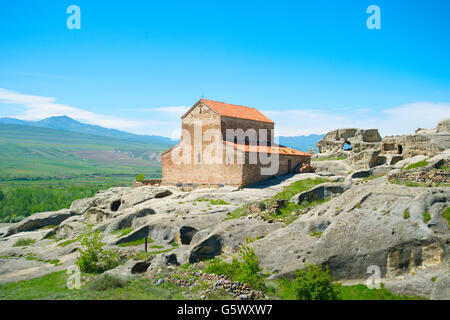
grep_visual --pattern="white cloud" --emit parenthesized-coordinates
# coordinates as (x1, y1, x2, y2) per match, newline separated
(0, 88, 148, 131)
(138, 106, 189, 117)
(2, 88, 449, 138)
(265, 102, 450, 137)
(379, 102, 450, 136)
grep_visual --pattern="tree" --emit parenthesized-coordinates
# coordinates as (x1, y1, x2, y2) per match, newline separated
(293, 264, 341, 300)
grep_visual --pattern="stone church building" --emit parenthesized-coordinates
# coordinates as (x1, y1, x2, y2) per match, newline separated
(161, 99, 311, 187)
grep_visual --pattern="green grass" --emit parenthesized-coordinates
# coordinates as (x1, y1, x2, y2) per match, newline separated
(0, 271, 186, 300)
(225, 178, 331, 225)
(405, 160, 429, 170)
(265, 279, 425, 300)
(118, 237, 153, 247)
(310, 230, 323, 237)
(423, 211, 431, 224)
(0, 123, 167, 180)
(0, 123, 170, 222)
(13, 238, 35, 247)
(24, 254, 61, 266)
(0, 269, 427, 300)
(113, 228, 134, 237)
(273, 178, 330, 201)
(390, 177, 450, 188)
(0, 178, 134, 222)
(403, 210, 410, 219)
(58, 239, 77, 247)
(209, 199, 230, 205)
(443, 207, 450, 230)
(311, 156, 347, 162)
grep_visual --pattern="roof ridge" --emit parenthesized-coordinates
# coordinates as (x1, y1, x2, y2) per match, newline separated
(199, 99, 274, 124)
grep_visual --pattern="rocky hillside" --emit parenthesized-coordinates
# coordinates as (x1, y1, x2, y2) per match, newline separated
(0, 121, 449, 300)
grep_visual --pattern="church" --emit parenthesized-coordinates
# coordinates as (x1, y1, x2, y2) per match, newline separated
(161, 99, 311, 187)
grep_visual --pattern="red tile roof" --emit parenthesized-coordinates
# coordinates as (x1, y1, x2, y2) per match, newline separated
(223, 141, 311, 156)
(199, 99, 274, 124)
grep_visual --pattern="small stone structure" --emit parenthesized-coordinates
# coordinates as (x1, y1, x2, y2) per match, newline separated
(382, 118, 450, 158)
(132, 179, 162, 188)
(314, 118, 450, 170)
(161, 99, 311, 187)
(316, 128, 382, 155)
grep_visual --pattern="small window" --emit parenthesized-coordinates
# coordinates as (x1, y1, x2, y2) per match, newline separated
(343, 141, 352, 151)
(197, 153, 201, 163)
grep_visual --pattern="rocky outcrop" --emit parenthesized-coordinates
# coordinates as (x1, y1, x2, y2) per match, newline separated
(3, 209, 78, 237)
(316, 119, 450, 171)
(188, 219, 282, 263)
(316, 128, 382, 156)
(251, 183, 450, 287)
(0, 148, 449, 299)
(290, 183, 351, 204)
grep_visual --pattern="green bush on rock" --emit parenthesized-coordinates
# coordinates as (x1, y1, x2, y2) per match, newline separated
(293, 264, 341, 300)
(76, 226, 121, 274)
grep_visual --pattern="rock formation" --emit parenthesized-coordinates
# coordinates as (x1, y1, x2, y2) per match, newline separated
(0, 122, 449, 300)
(313, 118, 450, 173)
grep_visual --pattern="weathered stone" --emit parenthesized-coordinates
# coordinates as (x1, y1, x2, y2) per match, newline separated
(3, 209, 78, 237)
(290, 183, 351, 204)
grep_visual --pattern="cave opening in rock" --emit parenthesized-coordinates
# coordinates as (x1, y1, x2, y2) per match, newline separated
(110, 200, 121, 212)
(397, 145, 403, 154)
(180, 226, 198, 245)
(342, 141, 352, 151)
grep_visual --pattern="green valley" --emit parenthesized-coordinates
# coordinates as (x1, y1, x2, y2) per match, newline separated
(0, 123, 173, 222)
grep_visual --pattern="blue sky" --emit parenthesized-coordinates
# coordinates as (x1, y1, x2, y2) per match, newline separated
(1, 0, 450, 137)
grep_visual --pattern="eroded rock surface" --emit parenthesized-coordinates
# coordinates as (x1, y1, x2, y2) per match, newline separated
(0, 149, 449, 299)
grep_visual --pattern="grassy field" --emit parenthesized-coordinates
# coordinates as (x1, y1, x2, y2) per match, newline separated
(0, 123, 172, 222)
(0, 123, 168, 179)
(265, 278, 425, 300)
(0, 271, 424, 300)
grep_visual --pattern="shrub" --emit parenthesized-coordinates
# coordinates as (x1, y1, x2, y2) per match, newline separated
(13, 238, 35, 247)
(135, 174, 145, 182)
(293, 264, 341, 300)
(236, 245, 269, 290)
(87, 274, 126, 291)
(204, 257, 241, 278)
(76, 227, 121, 273)
(204, 245, 269, 291)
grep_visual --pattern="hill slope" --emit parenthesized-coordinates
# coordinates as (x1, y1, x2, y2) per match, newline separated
(0, 116, 174, 145)
(0, 123, 173, 179)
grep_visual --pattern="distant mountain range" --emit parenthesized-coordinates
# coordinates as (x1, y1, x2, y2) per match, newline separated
(0, 115, 324, 152)
(0, 116, 174, 145)
(278, 134, 324, 152)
